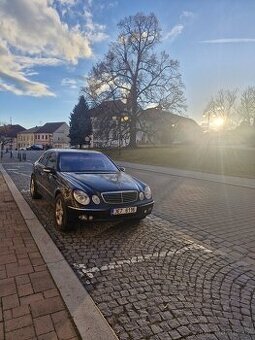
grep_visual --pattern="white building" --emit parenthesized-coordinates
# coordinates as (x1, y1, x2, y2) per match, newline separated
(34, 122, 70, 149)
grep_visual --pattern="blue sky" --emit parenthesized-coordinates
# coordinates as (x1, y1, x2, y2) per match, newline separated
(1, 0, 255, 128)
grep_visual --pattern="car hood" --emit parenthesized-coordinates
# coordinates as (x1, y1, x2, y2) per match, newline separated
(60, 171, 143, 193)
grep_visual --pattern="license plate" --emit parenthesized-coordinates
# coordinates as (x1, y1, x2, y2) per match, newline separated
(112, 207, 137, 215)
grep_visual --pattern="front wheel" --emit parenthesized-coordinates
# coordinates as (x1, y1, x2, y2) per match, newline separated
(54, 194, 72, 231)
(30, 176, 41, 199)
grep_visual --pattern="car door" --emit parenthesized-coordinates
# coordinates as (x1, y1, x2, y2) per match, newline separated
(34, 152, 51, 197)
(43, 151, 58, 200)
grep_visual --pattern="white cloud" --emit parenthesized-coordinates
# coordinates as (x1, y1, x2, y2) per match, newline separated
(180, 11, 194, 20)
(163, 10, 194, 42)
(57, 0, 77, 5)
(15, 56, 63, 68)
(0, 39, 55, 97)
(61, 78, 78, 88)
(200, 38, 255, 44)
(83, 9, 108, 42)
(0, 40, 54, 97)
(163, 24, 184, 41)
(0, 0, 92, 63)
(0, 0, 98, 97)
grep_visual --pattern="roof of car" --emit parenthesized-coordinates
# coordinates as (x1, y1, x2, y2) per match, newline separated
(45, 149, 102, 154)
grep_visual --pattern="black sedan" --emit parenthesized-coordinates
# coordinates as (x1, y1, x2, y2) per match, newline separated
(30, 149, 154, 231)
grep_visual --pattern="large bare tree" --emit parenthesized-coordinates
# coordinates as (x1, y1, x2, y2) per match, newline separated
(84, 12, 186, 147)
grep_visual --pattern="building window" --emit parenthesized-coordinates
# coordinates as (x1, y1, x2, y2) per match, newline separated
(42, 135, 44, 140)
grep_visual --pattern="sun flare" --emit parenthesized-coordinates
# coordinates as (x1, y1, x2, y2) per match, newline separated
(211, 117, 225, 129)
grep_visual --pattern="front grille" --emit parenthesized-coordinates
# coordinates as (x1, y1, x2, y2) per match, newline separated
(102, 191, 138, 204)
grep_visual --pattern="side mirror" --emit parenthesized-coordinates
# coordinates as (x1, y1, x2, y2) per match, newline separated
(119, 166, 125, 172)
(43, 167, 56, 174)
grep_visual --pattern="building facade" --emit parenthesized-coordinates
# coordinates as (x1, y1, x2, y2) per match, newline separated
(16, 122, 70, 149)
(89, 101, 201, 147)
(17, 126, 41, 149)
(35, 122, 70, 149)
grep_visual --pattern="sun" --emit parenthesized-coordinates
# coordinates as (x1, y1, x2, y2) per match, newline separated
(211, 117, 225, 130)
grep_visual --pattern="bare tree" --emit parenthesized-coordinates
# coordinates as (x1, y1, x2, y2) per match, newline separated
(238, 87, 255, 127)
(203, 89, 238, 129)
(84, 12, 186, 147)
(0, 124, 12, 150)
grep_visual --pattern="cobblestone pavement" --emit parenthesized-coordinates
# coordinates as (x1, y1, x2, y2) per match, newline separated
(1, 160, 255, 339)
(126, 168, 255, 265)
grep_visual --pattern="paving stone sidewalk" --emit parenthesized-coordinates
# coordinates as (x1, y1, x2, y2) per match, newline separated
(0, 174, 80, 340)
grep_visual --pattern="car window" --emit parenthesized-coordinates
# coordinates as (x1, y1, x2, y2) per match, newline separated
(46, 152, 57, 169)
(59, 153, 118, 172)
(38, 153, 49, 166)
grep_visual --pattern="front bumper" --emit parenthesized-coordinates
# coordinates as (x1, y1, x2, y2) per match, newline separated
(67, 201, 154, 222)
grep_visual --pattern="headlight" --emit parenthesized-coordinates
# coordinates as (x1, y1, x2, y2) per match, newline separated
(73, 190, 90, 205)
(139, 192, 145, 200)
(92, 195, 100, 205)
(144, 186, 152, 199)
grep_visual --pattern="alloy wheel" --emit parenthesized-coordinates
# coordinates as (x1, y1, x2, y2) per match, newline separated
(55, 198, 64, 226)
(30, 179, 35, 196)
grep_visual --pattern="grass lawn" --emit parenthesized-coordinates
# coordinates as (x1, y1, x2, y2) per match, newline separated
(103, 144, 255, 179)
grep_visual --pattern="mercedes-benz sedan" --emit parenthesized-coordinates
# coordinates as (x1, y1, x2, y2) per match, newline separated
(30, 149, 154, 231)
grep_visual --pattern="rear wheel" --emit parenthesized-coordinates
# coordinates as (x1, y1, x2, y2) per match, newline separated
(30, 176, 41, 199)
(54, 194, 72, 231)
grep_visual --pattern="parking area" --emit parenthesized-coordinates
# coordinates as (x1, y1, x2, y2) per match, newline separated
(1, 157, 255, 339)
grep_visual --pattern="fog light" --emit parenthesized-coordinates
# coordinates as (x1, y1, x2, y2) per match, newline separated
(79, 215, 88, 221)
(144, 209, 147, 213)
(92, 195, 100, 204)
(139, 192, 144, 200)
(89, 216, 93, 221)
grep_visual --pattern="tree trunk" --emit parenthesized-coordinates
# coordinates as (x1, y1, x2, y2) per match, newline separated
(128, 85, 138, 148)
(129, 117, 137, 148)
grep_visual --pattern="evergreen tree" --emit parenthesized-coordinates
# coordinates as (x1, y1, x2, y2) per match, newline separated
(69, 96, 92, 148)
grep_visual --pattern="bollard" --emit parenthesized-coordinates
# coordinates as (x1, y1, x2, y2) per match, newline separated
(10, 151, 13, 159)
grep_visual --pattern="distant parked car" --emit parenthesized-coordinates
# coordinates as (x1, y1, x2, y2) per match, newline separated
(30, 149, 154, 231)
(27, 144, 44, 150)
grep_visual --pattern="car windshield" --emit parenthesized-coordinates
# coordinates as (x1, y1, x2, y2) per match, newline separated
(58, 153, 118, 173)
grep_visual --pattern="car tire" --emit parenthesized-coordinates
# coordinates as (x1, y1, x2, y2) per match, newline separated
(30, 176, 42, 199)
(54, 194, 72, 231)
